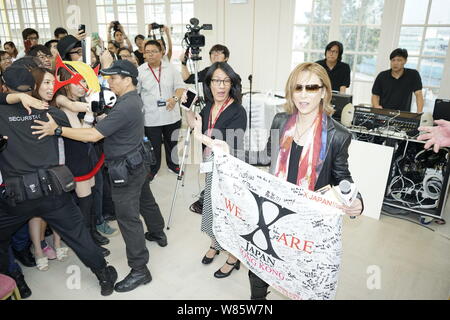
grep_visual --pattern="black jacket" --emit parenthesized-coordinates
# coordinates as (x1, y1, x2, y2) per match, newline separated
(243, 112, 363, 209)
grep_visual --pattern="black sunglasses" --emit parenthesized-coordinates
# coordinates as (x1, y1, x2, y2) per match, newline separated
(295, 84, 323, 93)
(0, 135, 7, 153)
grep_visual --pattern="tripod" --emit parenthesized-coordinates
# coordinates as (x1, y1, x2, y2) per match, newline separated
(167, 49, 204, 230)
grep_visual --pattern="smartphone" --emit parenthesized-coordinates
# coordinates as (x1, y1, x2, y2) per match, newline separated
(24, 39, 32, 54)
(78, 24, 86, 34)
(92, 32, 99, 40)
(181, 89, 198, 111)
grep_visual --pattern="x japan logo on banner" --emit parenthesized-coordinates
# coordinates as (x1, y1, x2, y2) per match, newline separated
(211, 151, 345, 300)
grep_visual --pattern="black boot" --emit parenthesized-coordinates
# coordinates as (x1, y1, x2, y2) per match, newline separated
(7, 270, 32, 299)
(93, 265, 118, 296)
(249, 271, 270, 300)
(145, 231, 168, 247)
(114, 267, 152, 293)
(12, 247, 36, 268)
(100, 246, 110, 257)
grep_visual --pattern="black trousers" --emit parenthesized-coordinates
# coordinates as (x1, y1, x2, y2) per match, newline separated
(145, 120, 181, 175)
(110, 164, 165, 270)
(0, 193, 106, 274)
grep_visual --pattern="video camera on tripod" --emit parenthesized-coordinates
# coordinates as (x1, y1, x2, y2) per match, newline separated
(183, 18, 212, 61)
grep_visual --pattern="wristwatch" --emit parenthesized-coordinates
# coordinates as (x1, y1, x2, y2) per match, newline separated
(54, 126, 63, 137)
(173, 96, 180, 103)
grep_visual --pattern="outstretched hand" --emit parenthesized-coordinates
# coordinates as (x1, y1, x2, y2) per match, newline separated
(31, 113, 58, 140)
(418, 120, 450, 152)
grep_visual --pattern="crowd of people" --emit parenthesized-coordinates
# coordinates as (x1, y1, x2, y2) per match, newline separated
(0, 21, 446, 301)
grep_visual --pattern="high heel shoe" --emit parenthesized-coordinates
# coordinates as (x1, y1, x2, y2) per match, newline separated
(214, 260, 241, 279)
(202, 247, 220, 265)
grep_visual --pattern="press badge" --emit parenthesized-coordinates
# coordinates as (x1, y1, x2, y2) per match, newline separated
(200, 162, 213, 174)
(157, 100, 167, 108)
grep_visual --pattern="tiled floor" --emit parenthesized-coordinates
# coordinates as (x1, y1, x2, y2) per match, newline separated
(21, 160, 450, 300)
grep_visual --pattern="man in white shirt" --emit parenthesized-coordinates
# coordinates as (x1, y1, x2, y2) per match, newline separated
(137, 40, 185, 179)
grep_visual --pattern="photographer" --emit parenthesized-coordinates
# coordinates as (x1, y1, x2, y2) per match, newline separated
(148, 24, 173, 62)
(108, 21, 133, 50)
(138, 40, 185, 178)
(134, 35, 146, 66)
(32, 60, 167, 294)
(0, 63, 118, 296)
(180, 44, 230, 84)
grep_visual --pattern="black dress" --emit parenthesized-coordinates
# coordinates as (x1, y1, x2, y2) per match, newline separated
(200, 101, 247, 250)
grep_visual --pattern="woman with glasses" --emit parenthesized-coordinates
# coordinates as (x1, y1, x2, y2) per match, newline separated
(28, 45, 54, 70)
(0, 51, 13, 93)
(209, 62, 363, 299)
(184, 62, 247, 279)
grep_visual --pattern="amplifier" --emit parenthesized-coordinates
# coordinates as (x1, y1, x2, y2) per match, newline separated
(353, 106, 422, 137)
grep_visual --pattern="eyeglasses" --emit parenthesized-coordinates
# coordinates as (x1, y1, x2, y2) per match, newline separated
(120, 54, 132, 59)
(327, 49, 339, 55)
(294, 84, 323, 94)
(145, 50, 161, 55)
(211, 79, 232, 87)
(69, 49, 83, 55)
(27, 36, 38, 41)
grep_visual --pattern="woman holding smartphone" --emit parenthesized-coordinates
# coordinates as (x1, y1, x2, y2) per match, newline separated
(184, 62, 247, 279)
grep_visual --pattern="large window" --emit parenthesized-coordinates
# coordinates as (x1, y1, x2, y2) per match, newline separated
(144, 0, 194, 55)
(292, 0, 332, 68)
(339, 0, 384, 104)
(399, 0, 450, 112)
(0, 0, 50, 50)
(292, 0, 384, 105)
(96, 0, 138, 45)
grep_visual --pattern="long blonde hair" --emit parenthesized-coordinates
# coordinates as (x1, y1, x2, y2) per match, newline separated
(284, 62, 334, 116)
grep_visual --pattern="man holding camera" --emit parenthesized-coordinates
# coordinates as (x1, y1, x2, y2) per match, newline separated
(148, 23, 173, 62)
(32, 60, 167, 294)
(180, 44, 230, 84)
(0, 63, 118, 297)
(108, 21, 133, 50)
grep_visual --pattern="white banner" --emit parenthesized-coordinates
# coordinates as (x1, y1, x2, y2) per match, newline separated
(211, 151, 345, 300)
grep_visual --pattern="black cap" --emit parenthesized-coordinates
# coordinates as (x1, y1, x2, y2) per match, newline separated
(100, 60, 138, 79)
(2, 65, 35, 92)
(57, 35, 82, 59)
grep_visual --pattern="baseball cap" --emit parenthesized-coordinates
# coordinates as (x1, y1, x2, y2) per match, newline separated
(2, 65, 35, 92)
(100, 60, 138, 79)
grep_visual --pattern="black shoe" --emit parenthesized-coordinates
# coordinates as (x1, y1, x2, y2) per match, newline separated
(189, 200, 203, 215)
(12, 248, 36, 268)
(103, 214, 117, 222)
(201, 247, 220, 265)
(100, 246, 110, 257)
(93, 265, 118, 296)
(114, 268, 152, 293)
(44, 226, 53, 237)
(214, 260, 241, 279)
(92, 230, 110, 246)
(7, 271, 32, 299)
(249, 272, 270, 300)
(145, 232, 168, 247)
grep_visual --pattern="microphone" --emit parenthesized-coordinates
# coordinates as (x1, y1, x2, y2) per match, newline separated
(248, 75, 253, 82)
(338, 180, 358, 219)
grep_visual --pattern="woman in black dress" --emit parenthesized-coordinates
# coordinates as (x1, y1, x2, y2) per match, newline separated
(185, 62, 247, 278)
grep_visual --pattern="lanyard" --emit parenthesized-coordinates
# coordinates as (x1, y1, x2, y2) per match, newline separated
(207, 97, 232, 137)
(149, 63, 162, 97)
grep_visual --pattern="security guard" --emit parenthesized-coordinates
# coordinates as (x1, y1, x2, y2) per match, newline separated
(0, 64, 117, 297)
(32, 60, 167, 293)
